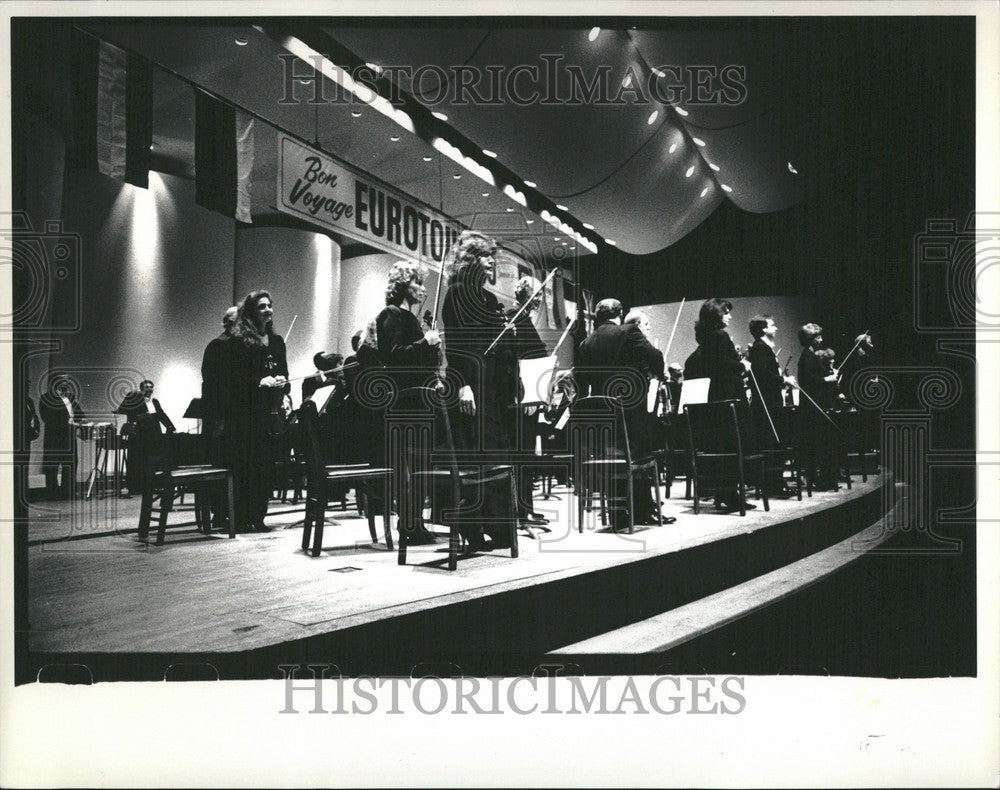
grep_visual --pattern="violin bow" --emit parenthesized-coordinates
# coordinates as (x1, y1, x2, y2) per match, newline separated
(484, 268, 558, 356)
(746, 365, 781, 444)
(834, 329, 870, 376)
(662, 297, 686, 361)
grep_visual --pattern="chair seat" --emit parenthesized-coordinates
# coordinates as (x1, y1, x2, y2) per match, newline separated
(323, 466, 392, 481)
(412, 464, 514, 483)
(156, 466, 230, 480)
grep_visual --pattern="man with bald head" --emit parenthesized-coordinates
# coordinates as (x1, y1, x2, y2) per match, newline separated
(577, 298, 674, 528)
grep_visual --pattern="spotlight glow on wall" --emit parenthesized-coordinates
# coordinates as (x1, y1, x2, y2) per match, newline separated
(588, 27, 600, 41)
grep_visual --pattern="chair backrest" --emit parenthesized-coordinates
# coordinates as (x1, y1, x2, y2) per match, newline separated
(684, 400, 744, 457)
(570, 395, 632, 465)
(296, 400, 326, 490)
(390, 386, 459, 479)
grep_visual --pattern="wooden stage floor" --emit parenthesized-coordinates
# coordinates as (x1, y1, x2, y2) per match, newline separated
(26, 476, 887, 659)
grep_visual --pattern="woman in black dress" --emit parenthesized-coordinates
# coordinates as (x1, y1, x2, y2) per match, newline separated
(695, 298, 754, 511)
(376, 261, 443, 544)
(226, 290, 289, 532)
(441, 230, 520, 549)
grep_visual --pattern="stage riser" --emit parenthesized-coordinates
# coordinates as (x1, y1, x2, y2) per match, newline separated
(27, 481, 890, 681)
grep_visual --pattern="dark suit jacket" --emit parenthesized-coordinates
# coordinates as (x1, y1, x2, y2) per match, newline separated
(701, 328, 746, 403)
(577, 322, 663, 404)
(577, 322, 663, 455)
(120, 394, 176, 443)
(201, 332, 232, 435)
(798, 347, 835, 410)
(748, 338, 784, 413)
(40, 393, 84, 453)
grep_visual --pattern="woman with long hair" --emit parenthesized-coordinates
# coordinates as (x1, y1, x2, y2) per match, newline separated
(696, 298, 749, 404)
(440, 230, 520, 550)
(695, 297, 754, 511)
(226, 289, 289, 532)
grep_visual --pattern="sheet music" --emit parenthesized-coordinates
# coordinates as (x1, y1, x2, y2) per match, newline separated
(678, 378, 710, 412)
(519, 354, 558, 404)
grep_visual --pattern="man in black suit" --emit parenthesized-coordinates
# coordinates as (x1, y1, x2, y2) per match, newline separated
(577, 298, 674, 527)
(120, 379, 175, 495)
(797, 323, 840, 490)
(748, 314, 796, 494)
(201, 305, 237, 525)
(40, 375, 85, 500)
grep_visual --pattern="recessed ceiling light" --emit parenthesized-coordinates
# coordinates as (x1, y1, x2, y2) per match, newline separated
(675, 106, 689, 117)
(709, 163, 720, 172)
(351, 110, 362, 118)
(453, 174, 461, 179)
(432, 111, 448, 121)
(561, 241, 568, 246)
(423, 155, 433, 162)
(787, 162, 799, 174)
(700, 187, 709, 197)
(622, 72, 633, 89)
(692, 137, 706, 147)
(234, 36, 248, 46)
(685, 166, 695, 178)
(583, 223, 594, 230)
(526, 219, 535, 224)
(390, 135, 400, 142)
(482, 191, 490, 197)
(525, 180, 537, 188)
(556, 204, 568, 211)
(647, 110, 659, 125)
(506, 207, 514, 212)
(651, 67, 665, 78)
(605, 239, 617, 246)
(483, 149, 497, 158)
(554, 236, 561, 241)
(588, 27, 600, 41)
(668, 142, 678, 154)
(721, 184, 733, 192)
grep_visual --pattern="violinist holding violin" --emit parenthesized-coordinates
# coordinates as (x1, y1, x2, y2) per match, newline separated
(797, 323, 840, 491)
(748, 314, 796, 495)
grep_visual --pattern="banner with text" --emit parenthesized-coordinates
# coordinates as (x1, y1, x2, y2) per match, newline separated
(277, 133, 462, 266)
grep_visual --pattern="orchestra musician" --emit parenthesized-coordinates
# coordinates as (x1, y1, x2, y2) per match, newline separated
(39, 375, 86, 500)
(797, 323, 840, 491)
(696, 298, 754, 511)
(440, 230, 520, 550)
(577, 298, 675, 527)
(747, 314, 796, 496)
(201, 305, 238, 528)
(119, 379, 176, 496)
(226, 290, 289, 532)
(378, 261, 443, 545)
(508, 275, 550, 526)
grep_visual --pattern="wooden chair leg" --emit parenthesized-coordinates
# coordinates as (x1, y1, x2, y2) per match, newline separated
(508, 472, 519, 559)
(138, 488, 154, 542)
(760, 460, 770, 512)
(311, 496, 326, 558)
(225, 476, 235, 538)
(156, 484, 175, 546)
(653, 462, 663, 526)
(692, 466, 700, 515)
(448, 480, 460, 571)
(625, 466, 635, 534)
(301, 498, 313, 552)
(577, 466, 586, 533)
(397, 475, 409, 565)
(363, 484, 379, 543)
(382, 476, 393, 551)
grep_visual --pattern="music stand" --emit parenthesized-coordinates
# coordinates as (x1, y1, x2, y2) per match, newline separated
(184, 398, 203, 434)
(678, 378, 710, 412)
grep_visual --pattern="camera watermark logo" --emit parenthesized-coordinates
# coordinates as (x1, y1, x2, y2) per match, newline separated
(1, 212, 82, 334)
